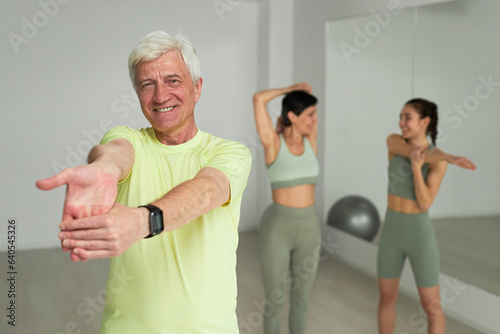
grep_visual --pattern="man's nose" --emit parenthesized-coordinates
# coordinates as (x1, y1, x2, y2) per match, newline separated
(154, 83, 170, 103)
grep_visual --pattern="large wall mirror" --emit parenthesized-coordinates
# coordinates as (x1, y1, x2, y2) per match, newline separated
(325, 0, 500, 296)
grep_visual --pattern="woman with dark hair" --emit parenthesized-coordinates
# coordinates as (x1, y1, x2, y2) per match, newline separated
(377, 98, 476, 334)
(253, 82, 319, 334)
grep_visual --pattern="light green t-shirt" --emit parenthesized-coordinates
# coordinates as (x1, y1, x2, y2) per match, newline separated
(98, 126, 252, 334)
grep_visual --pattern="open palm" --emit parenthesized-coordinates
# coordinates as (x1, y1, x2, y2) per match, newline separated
(37, 164, 119, 221)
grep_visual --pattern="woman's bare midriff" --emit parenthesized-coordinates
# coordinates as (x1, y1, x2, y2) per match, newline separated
(387, 194, 425, 214)
(272, 184, 315, 208)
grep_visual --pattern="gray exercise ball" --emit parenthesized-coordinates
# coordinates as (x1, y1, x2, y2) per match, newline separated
(327, 195, 380, 241)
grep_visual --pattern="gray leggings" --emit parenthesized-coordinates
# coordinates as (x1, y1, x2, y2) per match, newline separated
(377, 208, 440, 287)
(259, 202, 321, 334)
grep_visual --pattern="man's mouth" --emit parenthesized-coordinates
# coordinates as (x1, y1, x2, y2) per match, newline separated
(156, 106, 175, 112)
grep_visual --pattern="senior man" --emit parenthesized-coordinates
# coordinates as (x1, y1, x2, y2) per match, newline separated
(37, 31, 252, 333)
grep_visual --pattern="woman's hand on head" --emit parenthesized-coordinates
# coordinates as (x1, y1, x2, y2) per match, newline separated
(292, 82, 312, 93)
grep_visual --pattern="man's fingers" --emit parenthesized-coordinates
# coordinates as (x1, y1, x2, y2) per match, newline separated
(59, 215, 110, 231)
(59, 226, 111, 242)
(60, 239, 71, 253)
(36, 169, 71, 191)
(70, 251, 81, 262)
(62, 239, 114, 251)
(69, 251, 89, 262)
(61, 204, 112, 221)
(72, 247, 119, 261)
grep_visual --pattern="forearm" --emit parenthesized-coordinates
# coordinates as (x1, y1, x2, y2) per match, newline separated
(253, 83, 308, 106)
(412, 167, 433, 211)
(422, 148, 454, 164)
(253, 87, 292, 143)
(253, 87, 291, 106)
(387, 134, 447, 163)
(151, 168, 230, 232)
(88, 139, 134, 181)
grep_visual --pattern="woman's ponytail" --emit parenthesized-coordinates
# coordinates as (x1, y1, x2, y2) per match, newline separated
(427, 101, 438, 146)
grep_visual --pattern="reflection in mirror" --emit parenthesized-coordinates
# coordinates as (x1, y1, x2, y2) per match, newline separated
(325, 0, 500, 296)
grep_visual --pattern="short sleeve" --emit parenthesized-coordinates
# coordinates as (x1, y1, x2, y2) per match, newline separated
(203, 140, 252, 207)
(99, 126, 138, 183)
(100, 126, 137, 148)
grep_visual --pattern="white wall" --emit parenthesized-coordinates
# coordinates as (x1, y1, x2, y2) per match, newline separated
(325, 9, 415, 222)
(254, 0, 297, 227)
(414, 0, 500, 217)
(0, 0, 260, 250)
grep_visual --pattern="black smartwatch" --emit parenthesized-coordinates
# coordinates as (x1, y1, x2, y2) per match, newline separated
(140, 204, 164, 238)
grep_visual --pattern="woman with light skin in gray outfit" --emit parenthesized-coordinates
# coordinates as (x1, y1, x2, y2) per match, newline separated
(253, 82, 320, 334)
(378, 98, 476, 334)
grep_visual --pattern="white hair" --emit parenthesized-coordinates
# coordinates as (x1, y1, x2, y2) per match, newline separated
(128, 31, 201, 90)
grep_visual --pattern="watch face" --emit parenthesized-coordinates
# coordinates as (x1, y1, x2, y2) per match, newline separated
(150, 211, 164, 236)
(143, 205, 164, 238)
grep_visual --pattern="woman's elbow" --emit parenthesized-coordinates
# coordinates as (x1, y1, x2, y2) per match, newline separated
(419, 204, 430, 212)
(418, 199, 433, 212)
(252, 93, 262, 105)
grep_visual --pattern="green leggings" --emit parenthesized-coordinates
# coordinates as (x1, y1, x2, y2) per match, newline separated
(377, 208, 440, 287)
(259, 202, 321, 334)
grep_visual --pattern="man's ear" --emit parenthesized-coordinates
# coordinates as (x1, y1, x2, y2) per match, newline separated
(194, 77, 203, 103)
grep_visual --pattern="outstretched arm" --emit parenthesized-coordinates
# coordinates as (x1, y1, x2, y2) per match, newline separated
(36, 139, 134, 218)
(57, 166, 231, 261)
(36, 138, 134, 261)
(152, 167, 230, 232)
(386, 134, 476, 170)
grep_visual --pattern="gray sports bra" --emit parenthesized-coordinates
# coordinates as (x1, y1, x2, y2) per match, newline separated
(387, 146, 434, 200)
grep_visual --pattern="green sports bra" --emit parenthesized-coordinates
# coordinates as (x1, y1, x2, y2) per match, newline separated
(387, 146, 434, 200)
(266, 134, 319, 190)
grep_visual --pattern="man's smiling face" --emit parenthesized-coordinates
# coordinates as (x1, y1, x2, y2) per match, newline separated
(135, 50, 202, 138)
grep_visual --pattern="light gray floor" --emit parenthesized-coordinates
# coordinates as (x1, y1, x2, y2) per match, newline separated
(433, 215, 500, 296)
(236, 232, 481, 334)
(1, 248, 110, 334)
(0, 232, 482, 334)
(372, 215, 500, 296)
